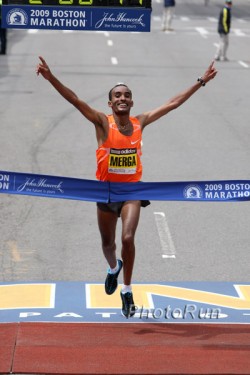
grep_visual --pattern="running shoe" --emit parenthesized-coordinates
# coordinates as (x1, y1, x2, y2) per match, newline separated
(105, 259, 123, 295)
(120, 291, 136, 318)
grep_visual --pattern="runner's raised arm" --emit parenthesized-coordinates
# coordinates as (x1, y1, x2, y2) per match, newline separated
(36, 56, 106, 127)
(138, 61, 218, 128)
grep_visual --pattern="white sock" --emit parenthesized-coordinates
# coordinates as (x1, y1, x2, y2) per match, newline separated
(121, 284, 132, 294)
(109, 260, 119, 274)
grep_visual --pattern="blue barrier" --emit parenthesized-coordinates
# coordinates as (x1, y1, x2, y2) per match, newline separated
(1, 170, 250, 202)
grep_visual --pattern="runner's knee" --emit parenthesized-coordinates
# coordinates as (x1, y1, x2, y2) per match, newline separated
(101, 236, 116, 250)
(122, 233, 135, 248)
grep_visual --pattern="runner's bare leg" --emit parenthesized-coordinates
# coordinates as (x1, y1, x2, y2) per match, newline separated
(120, 201, 141, 285)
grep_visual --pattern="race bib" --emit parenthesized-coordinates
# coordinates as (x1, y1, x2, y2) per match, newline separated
(108, 148, 137, 174)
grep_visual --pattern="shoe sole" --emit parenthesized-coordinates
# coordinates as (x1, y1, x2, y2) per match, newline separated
(121, 309, 136, 319)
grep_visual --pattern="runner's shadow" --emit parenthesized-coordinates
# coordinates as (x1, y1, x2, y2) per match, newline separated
(133, 323, 250, 350)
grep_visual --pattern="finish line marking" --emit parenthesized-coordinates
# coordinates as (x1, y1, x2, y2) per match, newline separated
(154, 212, 176, 259)
(0, 282, 250, 324)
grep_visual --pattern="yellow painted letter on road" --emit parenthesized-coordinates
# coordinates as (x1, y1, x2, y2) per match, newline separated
(86, 284, 250, 310)
(0, 283, 55, 309)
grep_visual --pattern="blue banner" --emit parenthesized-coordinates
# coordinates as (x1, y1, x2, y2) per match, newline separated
(1, 170, 250, 202)
(0, 171, 109, 202)
(1, 5, 151, 32)
(109, 180, 250, 201)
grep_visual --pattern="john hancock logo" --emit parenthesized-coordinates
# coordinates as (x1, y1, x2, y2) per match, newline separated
(17, 178, 64, 195)
(95, 12, 145, 29)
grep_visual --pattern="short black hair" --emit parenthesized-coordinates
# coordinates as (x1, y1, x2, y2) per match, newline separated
(108, 83, 131, 101)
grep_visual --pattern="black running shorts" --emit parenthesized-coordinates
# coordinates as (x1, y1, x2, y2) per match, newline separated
(97, 200, 150, 217)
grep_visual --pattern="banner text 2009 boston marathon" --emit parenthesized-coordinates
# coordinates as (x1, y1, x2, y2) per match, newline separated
(204, 183, 250, 199)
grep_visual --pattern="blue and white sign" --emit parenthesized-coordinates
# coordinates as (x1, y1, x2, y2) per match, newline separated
(1, 5, 151, 31)
(1, 170, 250, 203)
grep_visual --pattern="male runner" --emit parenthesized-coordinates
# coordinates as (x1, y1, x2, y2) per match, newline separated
(36, 57, 217, 318)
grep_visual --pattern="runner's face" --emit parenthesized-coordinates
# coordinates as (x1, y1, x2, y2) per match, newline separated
(108, 86, 133, 114)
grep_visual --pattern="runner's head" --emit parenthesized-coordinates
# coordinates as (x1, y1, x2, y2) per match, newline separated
(108, 84, 133, 114)
(108, 83, 132, 101)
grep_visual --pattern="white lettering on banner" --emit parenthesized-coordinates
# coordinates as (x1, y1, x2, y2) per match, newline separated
(0, 182, 9, 189)
(17, 178, 64, 193)
(29, 8, 86, 28)
(52, 10, 86, 18)
(30, 9, 86, 18)
(31, 18, 86, 27)
(205, 191, 250, 199)
(225, 183, 250, 191)
(95, 12, 145, 29)
(204, 183, 250, 192)
(0, 174, 10, 190)
(0, 174, 9, 182)
(202, 182, 250, 200)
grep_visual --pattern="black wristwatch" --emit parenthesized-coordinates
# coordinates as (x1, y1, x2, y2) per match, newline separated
(197, 77, 206, 86)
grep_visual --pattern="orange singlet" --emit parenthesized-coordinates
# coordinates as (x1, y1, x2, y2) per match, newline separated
(96, 115, 143, 182)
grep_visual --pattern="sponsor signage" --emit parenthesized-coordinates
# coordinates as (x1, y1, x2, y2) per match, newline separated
(1, 0, 152, 31)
